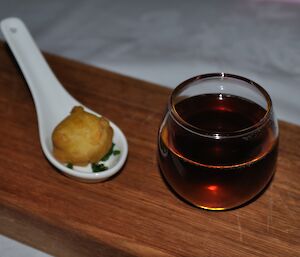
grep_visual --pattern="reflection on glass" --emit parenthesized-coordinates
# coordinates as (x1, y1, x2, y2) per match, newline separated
(158, 73, 279, 210)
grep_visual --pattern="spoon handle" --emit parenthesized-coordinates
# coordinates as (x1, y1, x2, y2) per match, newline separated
(0, 17, 77, 124)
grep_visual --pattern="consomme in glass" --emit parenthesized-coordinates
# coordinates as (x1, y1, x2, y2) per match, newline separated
(158, 74, 278, 210)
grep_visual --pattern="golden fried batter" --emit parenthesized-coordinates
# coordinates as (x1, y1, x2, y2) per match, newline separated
(52, 106, 113, 166)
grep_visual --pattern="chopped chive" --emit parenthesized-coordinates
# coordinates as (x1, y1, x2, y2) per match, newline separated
(66, 163, 73, 169)
(92, 163, 108, 173)
(113, 150, 121, 155)
(101, 143, 115, 161)
(100, 143, 121, 161)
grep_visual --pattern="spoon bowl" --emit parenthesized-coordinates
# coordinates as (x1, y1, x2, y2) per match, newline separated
(1, 17, 128, 182)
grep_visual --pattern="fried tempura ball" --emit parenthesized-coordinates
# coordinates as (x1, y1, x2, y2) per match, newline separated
(52, 106, 113, 166)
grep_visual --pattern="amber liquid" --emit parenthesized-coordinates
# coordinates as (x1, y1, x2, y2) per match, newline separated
(158, 94, 278, 210)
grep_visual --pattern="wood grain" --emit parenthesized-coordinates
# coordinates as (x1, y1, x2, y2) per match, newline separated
(0, 42, 299, 257)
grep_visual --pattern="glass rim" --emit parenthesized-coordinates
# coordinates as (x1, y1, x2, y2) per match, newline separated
(169, 73, 273, 139)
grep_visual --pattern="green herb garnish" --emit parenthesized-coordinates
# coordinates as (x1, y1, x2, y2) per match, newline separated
(100, 143, 121, 162)
(101, 143, 115, 161)
(66, 163, 73, 169)
(92, 163, 108, 173)
(113, 150, 121, 156)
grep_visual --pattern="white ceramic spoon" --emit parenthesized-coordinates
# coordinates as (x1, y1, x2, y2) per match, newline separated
(1, 17, 128, 182)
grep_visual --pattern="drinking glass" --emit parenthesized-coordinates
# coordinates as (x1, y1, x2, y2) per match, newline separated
(158, 73, 279, 210)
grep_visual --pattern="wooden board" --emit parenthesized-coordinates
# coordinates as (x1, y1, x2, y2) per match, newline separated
(0, 42, 299, 257)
